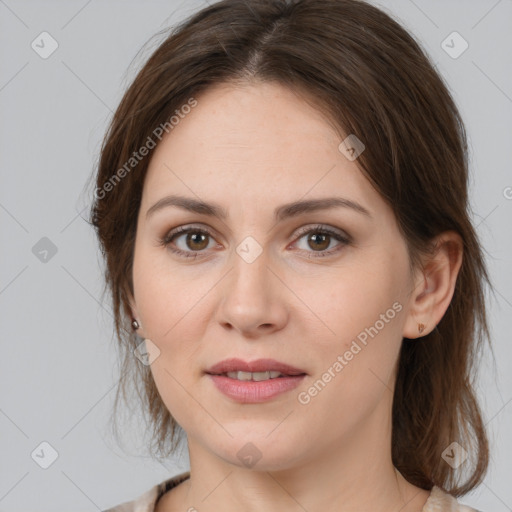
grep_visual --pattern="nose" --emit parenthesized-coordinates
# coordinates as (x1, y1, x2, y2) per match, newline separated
(215, 248, 289, 338)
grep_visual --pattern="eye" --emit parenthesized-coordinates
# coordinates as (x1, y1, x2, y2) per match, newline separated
(159, 225, 217, 259)
(159, 224, 351, 259)
(291, 224, 350, 258)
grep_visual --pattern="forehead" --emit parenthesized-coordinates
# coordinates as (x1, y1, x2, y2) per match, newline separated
(141, 81, 383, 218)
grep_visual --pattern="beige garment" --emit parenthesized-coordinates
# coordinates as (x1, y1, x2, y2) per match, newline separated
(102, 471, 481, 512)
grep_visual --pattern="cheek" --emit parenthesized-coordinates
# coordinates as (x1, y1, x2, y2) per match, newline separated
(132, 247, 215, 340)
(296, 293, 403, 439)
(299, 257, 406, 404)
(309, 258, 405, 349)
(143, 320, 207, 433)
(132, 251, 210, 416)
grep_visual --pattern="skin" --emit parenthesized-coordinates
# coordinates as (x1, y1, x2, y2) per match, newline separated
(128, 81, 463, 512)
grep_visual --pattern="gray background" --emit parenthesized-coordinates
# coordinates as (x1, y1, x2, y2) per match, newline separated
(0, 0, 511, 510)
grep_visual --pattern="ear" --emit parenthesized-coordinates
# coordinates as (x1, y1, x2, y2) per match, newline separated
(402, 231, 463, 339)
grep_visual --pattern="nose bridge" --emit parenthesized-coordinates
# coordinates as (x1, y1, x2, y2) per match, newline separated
(228, 242, 273, 306)
(216, 239, 287, 334)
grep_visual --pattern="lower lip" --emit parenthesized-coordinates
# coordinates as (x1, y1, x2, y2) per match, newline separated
(207, 374, 306, 403)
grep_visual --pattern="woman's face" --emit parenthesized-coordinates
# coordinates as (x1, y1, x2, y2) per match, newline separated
(130, 81, 420, 470)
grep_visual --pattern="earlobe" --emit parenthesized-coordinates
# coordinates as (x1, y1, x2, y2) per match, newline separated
(128, 298, 139, 326)
(127, 293, 144, 336)
(131, 316, 146, 338)
(402, 232, 463, 340)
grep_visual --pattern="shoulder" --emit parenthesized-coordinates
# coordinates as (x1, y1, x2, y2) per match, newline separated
(102, 471, 191, 512)
(422, 486, 483, 512)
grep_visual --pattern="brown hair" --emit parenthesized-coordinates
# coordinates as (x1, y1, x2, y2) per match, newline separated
(88, 0, 492, 496)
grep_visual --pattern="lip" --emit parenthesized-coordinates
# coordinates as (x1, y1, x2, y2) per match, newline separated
(205, 358, 307, 404)
(205, 358, 307, 376)
(208, 374, 306, 403)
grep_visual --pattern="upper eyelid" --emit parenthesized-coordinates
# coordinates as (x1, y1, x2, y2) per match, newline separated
(166, 222, 347, 236)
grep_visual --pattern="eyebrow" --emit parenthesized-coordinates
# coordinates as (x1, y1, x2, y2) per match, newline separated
(145, 194, 372, 221)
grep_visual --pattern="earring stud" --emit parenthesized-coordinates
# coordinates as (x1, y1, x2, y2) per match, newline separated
(132, 319, 140, 330)
(418, 323, 425, 334)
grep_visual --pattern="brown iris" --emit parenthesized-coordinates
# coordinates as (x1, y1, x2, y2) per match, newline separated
(308, 232, 330, 251)
(186, 232, 209, 251)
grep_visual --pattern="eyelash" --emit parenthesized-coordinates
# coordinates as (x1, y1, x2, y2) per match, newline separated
(158, 224, 351, 260)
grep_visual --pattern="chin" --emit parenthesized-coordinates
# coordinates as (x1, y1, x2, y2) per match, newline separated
(209, 433, 307, 472)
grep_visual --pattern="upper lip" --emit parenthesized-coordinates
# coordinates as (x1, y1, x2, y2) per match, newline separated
(206, 358, 307, 376)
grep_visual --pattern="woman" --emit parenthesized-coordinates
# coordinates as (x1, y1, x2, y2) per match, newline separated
(91, 0, 491, 510)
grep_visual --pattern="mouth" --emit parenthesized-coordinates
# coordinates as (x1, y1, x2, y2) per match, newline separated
(205, 358, 307, 403)
(217, 370, 295, 381)
(205, 358, 307, 379)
